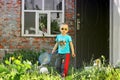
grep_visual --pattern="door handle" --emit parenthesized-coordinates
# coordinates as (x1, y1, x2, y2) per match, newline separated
(77, 19, 80, 30)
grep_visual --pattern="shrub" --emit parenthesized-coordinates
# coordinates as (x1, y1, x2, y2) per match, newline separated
(1, 54, 120, 80)
(3, 49, 45, 64)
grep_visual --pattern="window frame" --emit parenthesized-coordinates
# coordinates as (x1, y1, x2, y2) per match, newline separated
(21, 0, 65, 37)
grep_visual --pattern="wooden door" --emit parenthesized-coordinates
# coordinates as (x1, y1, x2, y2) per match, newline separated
(76, 0, 109, 68)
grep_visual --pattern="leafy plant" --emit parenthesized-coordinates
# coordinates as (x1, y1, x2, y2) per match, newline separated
(1, 54, 120, 80)
(39, 15, 47, 32)
(51, 20, 60, 34)
(0, 56, 32, 80)
(3, 49, 44, 64)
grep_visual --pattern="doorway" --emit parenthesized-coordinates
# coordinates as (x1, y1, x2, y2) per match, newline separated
(76, 0, 109, 68)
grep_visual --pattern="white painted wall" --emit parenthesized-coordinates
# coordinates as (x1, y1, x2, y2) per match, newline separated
(111, 0, 120, 66)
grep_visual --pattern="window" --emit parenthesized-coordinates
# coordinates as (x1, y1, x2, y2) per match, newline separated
(22, 0, 64, 37)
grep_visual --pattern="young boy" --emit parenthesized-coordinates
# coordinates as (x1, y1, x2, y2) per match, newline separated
(52, 23, 76, 77)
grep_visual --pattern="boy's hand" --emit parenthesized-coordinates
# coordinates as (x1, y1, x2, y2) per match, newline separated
(51, 51, 54, 54)
(72, 53, 76, 57)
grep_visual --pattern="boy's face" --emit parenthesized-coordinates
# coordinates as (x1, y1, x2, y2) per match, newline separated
(60, 24, 69, 35)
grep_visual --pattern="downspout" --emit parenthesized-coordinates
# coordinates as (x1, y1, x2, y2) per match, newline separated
(110, 0, 113, 65)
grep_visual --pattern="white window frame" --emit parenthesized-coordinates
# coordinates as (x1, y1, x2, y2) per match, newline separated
(21, 0, 64, 37)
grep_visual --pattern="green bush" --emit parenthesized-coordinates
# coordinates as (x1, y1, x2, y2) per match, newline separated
(0, 57, 62, 80)
(1, 53, 120, 80)
(3, 49, 45, 64)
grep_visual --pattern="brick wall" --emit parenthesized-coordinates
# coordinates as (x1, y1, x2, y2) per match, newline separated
(0, 0, 76, 59)
(65, 0, 76, 38)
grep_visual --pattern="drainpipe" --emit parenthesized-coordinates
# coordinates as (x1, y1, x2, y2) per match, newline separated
(109, 0, 113, 65)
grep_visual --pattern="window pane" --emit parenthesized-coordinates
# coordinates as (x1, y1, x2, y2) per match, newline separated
(39, 14, 48, 35)
(22, 0, 64, 36)
(24, 0, 42, 10)
(24, 12, 35, 34)
(51, 12, 62, 34)
(45, 0, 62, 10)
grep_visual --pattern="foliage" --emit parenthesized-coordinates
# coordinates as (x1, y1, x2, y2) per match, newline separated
(3, 49, 45, 64)
(73, 66, 120, 80)
(51, 20, 60, 34)
(0, 56, 32, 80)
(0, 57, 62, 80)
(1, 54, 120, 80)
(39, 15, 47, 31)
(71, 55, 120, 80)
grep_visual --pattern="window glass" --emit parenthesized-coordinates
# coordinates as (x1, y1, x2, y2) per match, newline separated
(24, 12, 35, 34)
(24, 0, 42, 10)
(45, 0, 62, 10)
(39, 14, 48, 34)
(51, 12, 62, 34)
(22, 0, 64, 37)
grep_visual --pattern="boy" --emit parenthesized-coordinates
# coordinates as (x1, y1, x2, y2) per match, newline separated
(52, 23, 76, 77)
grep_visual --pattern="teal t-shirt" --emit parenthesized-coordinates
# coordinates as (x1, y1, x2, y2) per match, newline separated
(56, 34, 72, 54)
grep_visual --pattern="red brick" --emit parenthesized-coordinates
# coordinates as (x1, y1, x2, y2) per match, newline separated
(2, 39, 7, 43)
(0, 44, 3, 48)
(17, 0, 21, 4)
(34, 38, 40, 42)
(9, 45, 15, 49)
(17, 45, 24, 49)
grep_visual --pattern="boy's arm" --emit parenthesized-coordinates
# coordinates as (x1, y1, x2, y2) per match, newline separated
(70, 42, 76, 57)
(52, 43, 58, 54)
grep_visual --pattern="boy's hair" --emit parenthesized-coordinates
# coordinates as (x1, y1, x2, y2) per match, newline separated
(60, 23, 68, 28)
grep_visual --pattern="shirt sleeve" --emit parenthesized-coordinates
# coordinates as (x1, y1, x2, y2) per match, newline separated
(68, 36, 72, 42)
(55, 35, 58, 42)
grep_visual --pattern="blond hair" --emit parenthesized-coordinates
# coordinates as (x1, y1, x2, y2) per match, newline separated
(60, 23, 68, 28)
